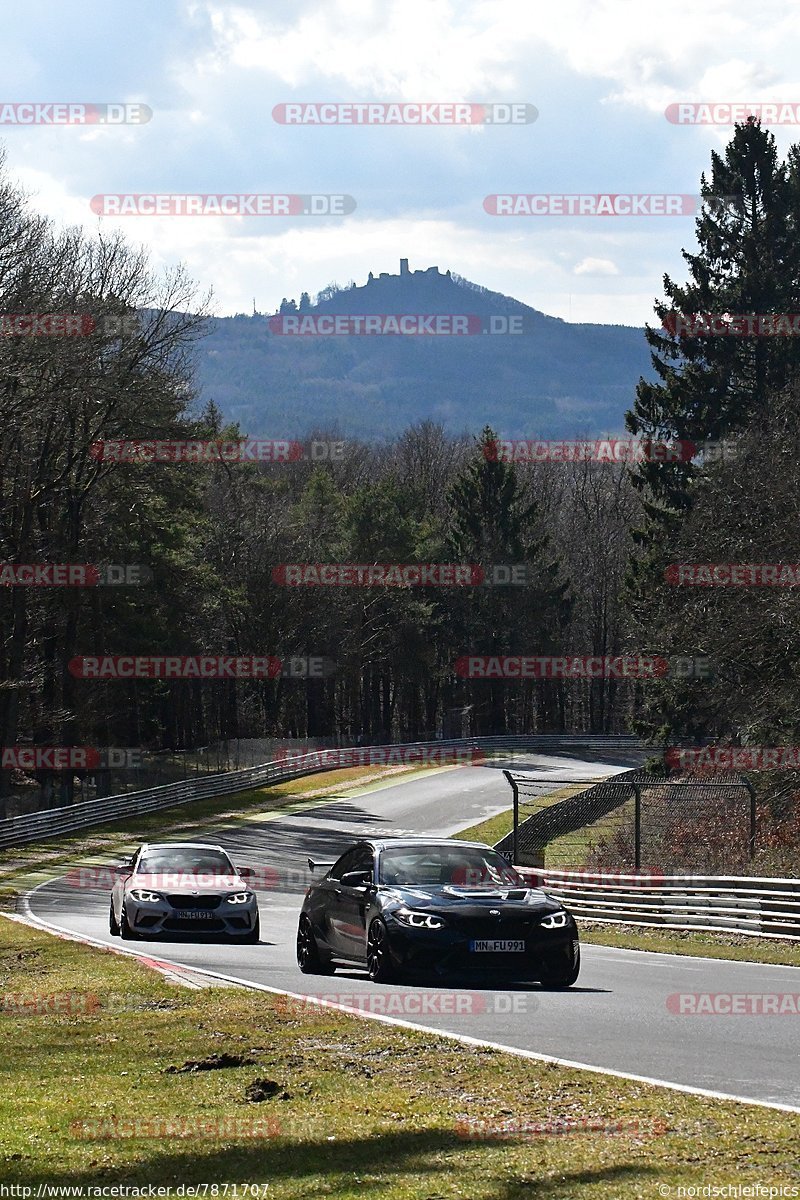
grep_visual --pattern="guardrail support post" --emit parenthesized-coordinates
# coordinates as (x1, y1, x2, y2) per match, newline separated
(744, 777, 756, 861)
(634, 781, 642, 870)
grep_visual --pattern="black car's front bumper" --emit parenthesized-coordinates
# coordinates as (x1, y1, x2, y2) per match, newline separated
(382, 912, 578, 979)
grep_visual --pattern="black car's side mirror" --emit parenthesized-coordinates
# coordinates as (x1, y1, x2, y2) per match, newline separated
(238, 867, 256, 880)
(340, 870, 372, 889)
(111, 864, 130, 877)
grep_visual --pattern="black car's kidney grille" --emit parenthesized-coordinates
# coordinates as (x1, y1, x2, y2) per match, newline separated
(166, 894, 223, 910)
(446, 914, 535, 940)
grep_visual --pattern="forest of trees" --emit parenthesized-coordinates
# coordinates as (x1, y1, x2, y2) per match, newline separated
(3, 119, 800, 812)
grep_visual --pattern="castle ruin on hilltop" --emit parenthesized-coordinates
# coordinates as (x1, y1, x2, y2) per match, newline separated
(368, 259, 452, 282)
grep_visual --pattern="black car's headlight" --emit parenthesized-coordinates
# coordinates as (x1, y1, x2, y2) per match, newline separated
(226, 892, 254, 904)
(129, 889, 162, 903)
(540, 911, 569, 930)
(394, 907, 446, 930)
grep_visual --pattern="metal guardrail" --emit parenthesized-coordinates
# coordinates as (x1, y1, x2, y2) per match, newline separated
(514, 868, 800, 941)
(0, 735, 646, 850)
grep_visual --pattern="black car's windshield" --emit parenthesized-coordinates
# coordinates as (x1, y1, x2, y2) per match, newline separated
(137, 848, 235, 875)
(379, 846, 523, 888)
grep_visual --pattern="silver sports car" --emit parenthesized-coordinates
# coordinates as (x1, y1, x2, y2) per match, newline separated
(109, 841, 260, 942)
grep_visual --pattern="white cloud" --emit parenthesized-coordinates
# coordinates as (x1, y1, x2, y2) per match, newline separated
(184, 0, 800, 130)
(573, 257, 619, 276)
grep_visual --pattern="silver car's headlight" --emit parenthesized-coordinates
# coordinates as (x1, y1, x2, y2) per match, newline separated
(129, 889, 162, 903)
(394, 907, 446, 930)
(540, 911, 568, 929)
(226, 892, 254, 904)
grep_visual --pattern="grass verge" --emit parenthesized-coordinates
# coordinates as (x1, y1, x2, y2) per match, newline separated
(1, 918, 798, 1198)
(579, 922, 800, 967)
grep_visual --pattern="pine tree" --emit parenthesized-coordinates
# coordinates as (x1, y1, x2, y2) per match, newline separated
(627, 119, 800, 518)
(444, 428, 571, 733)
(624, 120, 800, 745)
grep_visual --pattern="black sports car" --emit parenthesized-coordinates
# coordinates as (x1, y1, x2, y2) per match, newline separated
(296, 837, 580, 987)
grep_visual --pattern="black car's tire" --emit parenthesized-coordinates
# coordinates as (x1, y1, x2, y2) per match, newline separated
(366, 918, 398, 983)
(539, 942, 580, 989)
(297, 915, 334, 974)
(239, 913, 260, 944)
(108, 902, 120, 937)
(119, 903, 138, 940)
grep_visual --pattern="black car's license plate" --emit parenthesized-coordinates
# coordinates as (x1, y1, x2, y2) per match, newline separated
(470, 939, 525, 952)
(174, 910, 214, 919)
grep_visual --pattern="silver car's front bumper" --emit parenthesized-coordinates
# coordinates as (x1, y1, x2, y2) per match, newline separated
(125, 891, 258, 936)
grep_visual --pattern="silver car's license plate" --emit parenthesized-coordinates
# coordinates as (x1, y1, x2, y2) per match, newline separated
(175, 910, 214, 919)
(471, 939, 525, 952)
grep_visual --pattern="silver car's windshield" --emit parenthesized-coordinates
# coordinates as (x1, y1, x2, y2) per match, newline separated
(137, 848, 235, 875)
(380, 846, 523, 887)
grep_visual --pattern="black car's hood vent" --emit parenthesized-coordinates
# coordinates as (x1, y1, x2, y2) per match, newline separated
(441, 886, 532, 901)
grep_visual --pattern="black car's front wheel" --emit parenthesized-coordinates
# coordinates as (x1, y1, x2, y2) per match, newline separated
(297, 915, 334, 974)
(539, 941, 580, 989)
(366, 918, 398, 983)
(108, 901, 119, 937)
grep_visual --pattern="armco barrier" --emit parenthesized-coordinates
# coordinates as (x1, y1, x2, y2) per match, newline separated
(515, 868, 800, 941)
(0, 735, 645, 850)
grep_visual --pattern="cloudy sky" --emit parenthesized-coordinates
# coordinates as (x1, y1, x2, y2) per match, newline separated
(5, 0, 800, 324)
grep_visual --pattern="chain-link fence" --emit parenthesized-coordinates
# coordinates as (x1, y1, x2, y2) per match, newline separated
(497, 768, 758, 875)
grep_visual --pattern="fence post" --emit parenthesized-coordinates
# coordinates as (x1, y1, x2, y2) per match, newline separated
(503, 770, 519, 863)
(743, 777, 756, 860)
(634, 781, 642, 870)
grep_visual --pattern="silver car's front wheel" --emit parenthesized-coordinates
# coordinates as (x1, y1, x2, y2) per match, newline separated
(119, 903, 138, 940)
